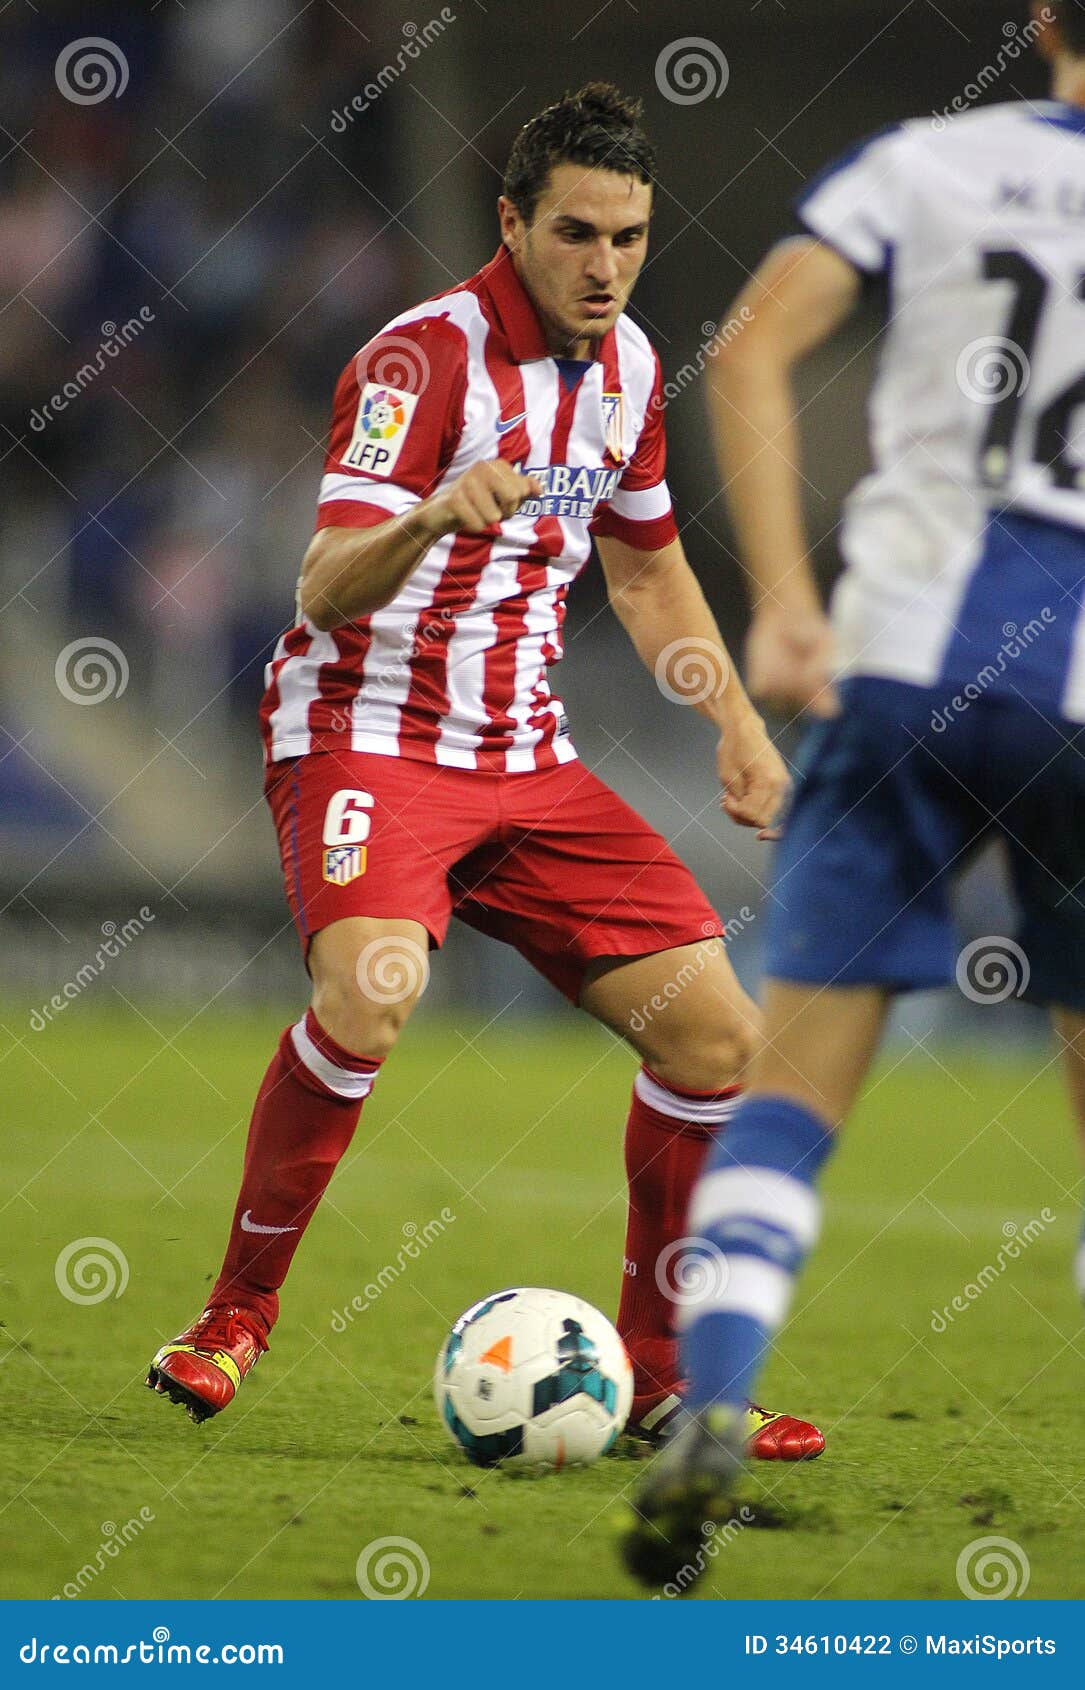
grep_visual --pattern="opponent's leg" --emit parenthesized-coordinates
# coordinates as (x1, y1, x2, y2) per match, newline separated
(681, 979, 887, 1410)
(1051, 1008, 1085, 1302)
(147, 916, 428, 1421)
(622, 979, 887, 1585)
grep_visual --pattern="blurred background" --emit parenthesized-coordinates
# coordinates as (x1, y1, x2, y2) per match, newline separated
(0, 0, 1050, 1032)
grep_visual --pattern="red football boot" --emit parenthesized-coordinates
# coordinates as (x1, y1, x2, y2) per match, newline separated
(146, 1305, 268, 1424)
(624, 1339, 825, 1460)
(743, 1401, 826, 1460)
(627, 1386, 825, 1460)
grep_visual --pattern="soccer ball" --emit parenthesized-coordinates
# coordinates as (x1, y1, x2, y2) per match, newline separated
(435, 1287, 633, 1471)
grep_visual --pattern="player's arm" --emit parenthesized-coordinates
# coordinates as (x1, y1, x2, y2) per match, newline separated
(297, 319, 541, 631)
(596, 531, 789, 834)
(298, 460, 541, 630)
(710, 238, 861, 715)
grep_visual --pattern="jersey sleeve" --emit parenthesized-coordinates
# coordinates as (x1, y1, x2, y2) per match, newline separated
(589, 354, 679, 551)
(794, 124, 904, 277)
(315, 316, 467, 531)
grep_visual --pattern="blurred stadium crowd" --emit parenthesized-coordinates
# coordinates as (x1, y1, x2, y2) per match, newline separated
(1, 1, 412, 748)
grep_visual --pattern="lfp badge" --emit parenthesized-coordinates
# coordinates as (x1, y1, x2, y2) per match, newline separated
(601, 392, 625, 464)
(343, 383, 419, 477)
(359, 387, 406, 439)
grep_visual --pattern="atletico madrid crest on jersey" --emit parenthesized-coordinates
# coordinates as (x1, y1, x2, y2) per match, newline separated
(323, 844, 367, 884)
(601, 392, 625, 464)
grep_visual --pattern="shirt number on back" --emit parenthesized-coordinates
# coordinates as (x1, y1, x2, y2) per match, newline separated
(323, 789, 375, 846)
(978, 248, 1085, 493)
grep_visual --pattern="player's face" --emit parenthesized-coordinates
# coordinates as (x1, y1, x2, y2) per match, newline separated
(500, 164, 652, 356)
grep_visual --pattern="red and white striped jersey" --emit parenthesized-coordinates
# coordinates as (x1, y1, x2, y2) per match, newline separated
(261, 247, 678, 773)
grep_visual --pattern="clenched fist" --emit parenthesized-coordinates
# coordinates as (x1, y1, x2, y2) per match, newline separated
(716, 706, 792, 838)
(745, 605, 839, 720)
(426, 459, 544, 537)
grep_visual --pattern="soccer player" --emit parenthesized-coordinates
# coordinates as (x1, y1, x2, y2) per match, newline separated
(146, 84, 823, 1461)
(623, 1, 1085, 1585)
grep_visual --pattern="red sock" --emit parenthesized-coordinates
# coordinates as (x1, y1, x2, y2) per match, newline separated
(208, 1009, 382, 1331)
(617, 1065, 742, 1407)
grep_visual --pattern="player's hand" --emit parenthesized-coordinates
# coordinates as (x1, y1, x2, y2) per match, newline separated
(745, 605, 839, 719)
(425, 460, 543, 537)
(716, 706, 791, 839)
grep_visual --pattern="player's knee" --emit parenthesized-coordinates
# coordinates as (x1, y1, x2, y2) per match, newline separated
(310, 967, 416, 1061)
(649, 1009, 762, 1093)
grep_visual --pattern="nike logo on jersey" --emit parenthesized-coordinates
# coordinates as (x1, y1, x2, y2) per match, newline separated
(495, 411, 528, 434)
(240, 1210, 298, 1235)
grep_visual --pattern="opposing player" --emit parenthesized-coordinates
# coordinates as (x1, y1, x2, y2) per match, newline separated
(624, 0, 1085, 1583)
(146, 84, 823, 1461)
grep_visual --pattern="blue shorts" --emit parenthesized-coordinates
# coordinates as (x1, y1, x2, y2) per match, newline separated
(765, 678, 1085, 1008)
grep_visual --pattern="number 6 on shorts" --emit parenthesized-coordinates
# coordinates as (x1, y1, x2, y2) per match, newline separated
(319, 787, 373, 885)
(322, 789, 375, 846)
(320, 789, 375, 885)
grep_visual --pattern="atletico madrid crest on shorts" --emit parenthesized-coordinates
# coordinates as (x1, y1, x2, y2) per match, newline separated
(323, 844, 367, 884)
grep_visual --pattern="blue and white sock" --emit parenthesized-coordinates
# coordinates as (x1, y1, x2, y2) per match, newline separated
(680, 1095, 836, 1412)
(1076, 1212, 1085, 1304)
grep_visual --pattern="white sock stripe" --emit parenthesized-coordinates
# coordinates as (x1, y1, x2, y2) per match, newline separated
(1076, 1240, 1085, 1301)
(634, 1067, 740, 1126)
(290, 1018, 379, 1101)
(637, 1394, 683, 1433)
(677, 1255, 793, 1331)
(689, 1167, 820, 1251)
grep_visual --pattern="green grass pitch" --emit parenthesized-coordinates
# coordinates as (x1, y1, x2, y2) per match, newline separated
(2, 1003, 1083, 1601)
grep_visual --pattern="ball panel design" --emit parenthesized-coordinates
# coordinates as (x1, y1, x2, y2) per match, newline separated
(435, 1287, 633, 1472)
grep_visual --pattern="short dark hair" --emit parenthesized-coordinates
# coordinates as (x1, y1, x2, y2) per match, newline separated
(1057, 0, 1085, 52)
(503, 82, 656, 223)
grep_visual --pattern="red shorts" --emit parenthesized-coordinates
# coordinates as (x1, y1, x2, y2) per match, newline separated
(265, 751, 723, 1003)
